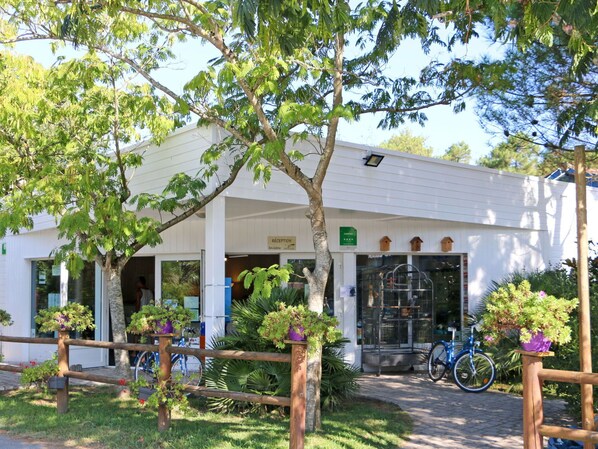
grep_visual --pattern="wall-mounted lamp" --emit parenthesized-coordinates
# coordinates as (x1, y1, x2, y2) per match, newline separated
(363, 152, 385, 167)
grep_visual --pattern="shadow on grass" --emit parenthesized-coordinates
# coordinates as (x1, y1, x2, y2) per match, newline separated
(0, 387, 411, 449)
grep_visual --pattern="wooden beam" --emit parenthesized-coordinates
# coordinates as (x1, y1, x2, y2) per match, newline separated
(56, 331, 69, 414)
(574, 144, 594, 445)
(539, 369, 598, 385)
(0, 336, 57, 344)
(289, 342, 307, 449)
(169, 346, 292, 363)
(521, 353, 545, 449)
(540, 425, 598, 444)
(65, 339, 156, 353)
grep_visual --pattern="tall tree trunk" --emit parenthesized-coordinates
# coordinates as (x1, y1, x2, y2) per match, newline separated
(304, 192, 332, 432)
(106, 265, 131, 380)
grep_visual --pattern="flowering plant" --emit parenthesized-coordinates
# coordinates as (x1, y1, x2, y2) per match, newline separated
(20, 355, 59, 393)
(127, 303, 193, 336)
(259, 303, 341, 352)
(35, 303, 95, 333)
(481, 281, 578, 345)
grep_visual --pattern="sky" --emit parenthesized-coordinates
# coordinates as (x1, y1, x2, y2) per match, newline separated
(15, 23, 507, 162)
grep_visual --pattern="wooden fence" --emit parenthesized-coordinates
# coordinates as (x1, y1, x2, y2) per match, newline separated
(520, 350, 598, 449)
(0, 332, 307, 449)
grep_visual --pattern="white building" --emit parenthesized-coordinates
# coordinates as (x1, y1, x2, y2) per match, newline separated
(1, 124, 596, 370)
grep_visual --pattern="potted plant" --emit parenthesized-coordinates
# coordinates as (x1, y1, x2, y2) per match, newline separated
(258, 303, 342, 351)
(127, 302, 193, 337)
(35, 303, 95, 333)
(20, 356, 59, 393)
(481, 280, 578, 352)
(0, 309, 12, 326)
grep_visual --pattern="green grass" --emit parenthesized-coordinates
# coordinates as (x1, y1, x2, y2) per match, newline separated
(0, 387, 411, 449)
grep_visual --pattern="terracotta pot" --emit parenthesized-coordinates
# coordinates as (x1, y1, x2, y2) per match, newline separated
(521, 331, 552, 352)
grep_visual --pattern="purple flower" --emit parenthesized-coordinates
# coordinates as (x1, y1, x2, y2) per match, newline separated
(484, 335, 495, 343)
(538, 291, 546, 298)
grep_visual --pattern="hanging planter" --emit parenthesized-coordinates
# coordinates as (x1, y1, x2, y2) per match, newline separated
(288, 325, 305, 341)
(156, 320, 174, 335)
(127, 304, 192, 338)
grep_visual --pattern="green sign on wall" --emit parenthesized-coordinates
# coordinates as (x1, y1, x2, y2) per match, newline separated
(340, 227, 357, 246)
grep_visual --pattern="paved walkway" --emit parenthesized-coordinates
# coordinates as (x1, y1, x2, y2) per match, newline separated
(359, 374, 572, 449)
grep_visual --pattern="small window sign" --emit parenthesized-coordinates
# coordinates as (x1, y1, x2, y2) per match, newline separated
(267, 236, 296, 250)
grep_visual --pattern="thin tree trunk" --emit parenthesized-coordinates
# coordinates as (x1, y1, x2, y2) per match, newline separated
(304, 192, 332, 432)
(106, 266, 131, 380)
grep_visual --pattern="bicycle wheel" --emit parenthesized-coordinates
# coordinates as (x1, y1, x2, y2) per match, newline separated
(171, 354, 203, 386)
(134, 351, 158, 384)
(452, 351, 496, 393)
(427, 342, 448, 382)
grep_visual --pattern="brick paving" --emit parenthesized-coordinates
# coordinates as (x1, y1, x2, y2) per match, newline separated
(359, 373, 573, 449)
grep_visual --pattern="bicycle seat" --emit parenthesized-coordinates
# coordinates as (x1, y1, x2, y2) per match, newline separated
(447, 326, 457, 332)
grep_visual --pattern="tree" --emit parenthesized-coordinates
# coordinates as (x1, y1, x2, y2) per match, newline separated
(0, 53, 248, 379)
(0, 1, 486, 429)
(442, 141, 471, 164)
(475, 38, 596, 155)
(477, 133, 542, 175)
(379, 130, 434, 157)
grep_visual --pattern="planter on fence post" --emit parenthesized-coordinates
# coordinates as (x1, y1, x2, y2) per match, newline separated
(288, 340, 307, 449)
(157, 334, 173, 432)
(57, 330, 70, 414)
(517, 350, 554, 449)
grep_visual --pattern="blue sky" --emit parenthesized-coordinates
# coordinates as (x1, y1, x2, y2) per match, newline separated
(16, 26, 506, 162)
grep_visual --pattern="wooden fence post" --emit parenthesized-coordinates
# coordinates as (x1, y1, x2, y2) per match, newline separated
(157, 334, 172, 432)
(57, 330, 70, 414)
(289, 341, 307, 449)
(520, 350, 553, 449)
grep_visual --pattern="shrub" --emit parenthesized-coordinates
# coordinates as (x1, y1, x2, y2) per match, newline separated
(204, 287, 360, 413)
(0, 309, 12, 326)
(20, 356, 59, 393)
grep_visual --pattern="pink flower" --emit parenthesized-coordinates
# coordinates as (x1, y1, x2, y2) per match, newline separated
(539, 291, 546, 298)
(118, 378, 126, 386)
(139, 399, 145, 405)
(484, 335, 495, 343)
(29, 361, 37, 366)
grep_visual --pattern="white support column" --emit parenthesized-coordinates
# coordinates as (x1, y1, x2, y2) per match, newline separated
(341, 252, 359, 367)
(203, 196, 226, 345)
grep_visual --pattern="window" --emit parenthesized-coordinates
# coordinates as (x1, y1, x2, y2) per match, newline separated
(161, 260, 201, 332)
(31, 260, 97, 339)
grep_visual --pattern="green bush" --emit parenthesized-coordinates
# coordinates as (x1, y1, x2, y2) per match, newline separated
(20, 356, 59, 393)
(35, 303, 95, 333)
(204, 287, 360, 413)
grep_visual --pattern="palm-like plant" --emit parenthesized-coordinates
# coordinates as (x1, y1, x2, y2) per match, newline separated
(204, 288, 359, 413)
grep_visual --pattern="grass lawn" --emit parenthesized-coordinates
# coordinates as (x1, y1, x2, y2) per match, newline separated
(0, 387, 411, 449)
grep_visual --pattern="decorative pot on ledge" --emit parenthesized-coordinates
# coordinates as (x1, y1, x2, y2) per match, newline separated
(156, 320, 174, 334)
(288, 326, 306, 342)
(521, 331, 552, 352)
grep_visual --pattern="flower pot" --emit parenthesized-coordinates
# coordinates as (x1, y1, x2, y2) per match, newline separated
(521, 331, 552, 352)
(138, 387, 155, 401)
(288, 325, 306, 341)
(156, 320, 174, 334)
(48, 376, 67, 390)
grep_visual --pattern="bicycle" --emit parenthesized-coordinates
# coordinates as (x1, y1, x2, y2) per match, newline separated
(427, 316, 496, 393)
(133, 327, 203, 386)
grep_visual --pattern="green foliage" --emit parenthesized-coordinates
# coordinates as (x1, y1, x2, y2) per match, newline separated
(127, 304, 193, 336)
(129, 370, 191, 414)
(477, 133, 543, 175)
(20, 356, 59, 393)
(35, 303, 95, 333)
(204, 288, 359, 414)
(259, 303, 342, 352)
(379, 130, 434, 157)
(0, 308, 12, 326)
(481, 280, 578, 345)
(238, 264, 293, 299)
(441, 141, 471, 164)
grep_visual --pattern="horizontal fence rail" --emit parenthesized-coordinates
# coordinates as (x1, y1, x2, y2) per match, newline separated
(0, 333, 306, 449)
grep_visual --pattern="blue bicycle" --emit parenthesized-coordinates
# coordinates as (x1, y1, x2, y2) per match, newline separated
(427, 316, 496, 393)
(134, 328, 203, 386)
